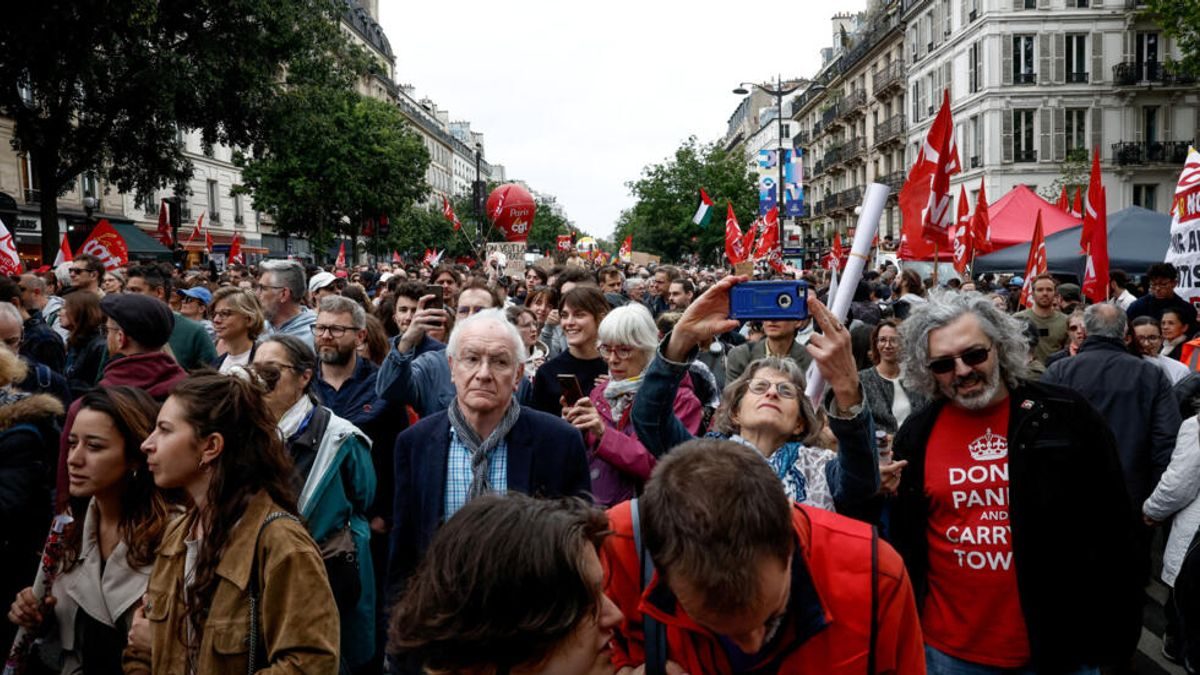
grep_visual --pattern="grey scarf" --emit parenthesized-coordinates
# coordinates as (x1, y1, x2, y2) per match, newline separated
(447, 397, 522, 500)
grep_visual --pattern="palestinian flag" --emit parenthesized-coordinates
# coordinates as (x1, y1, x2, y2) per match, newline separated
(693, 188, 715, 227)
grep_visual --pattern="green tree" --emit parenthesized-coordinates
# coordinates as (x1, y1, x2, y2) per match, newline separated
(1143, 0, 1200, 78)
(236, 89, 430, 261)
(1038, 147, 1090, 206)
(617, 137, 757, 263)
(0, 0, 363, 261)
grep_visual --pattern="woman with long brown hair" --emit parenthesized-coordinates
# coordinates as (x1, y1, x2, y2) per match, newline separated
(60, 291, 107, 398)
(126, 372, 338, 674)
(8, 387, 167, 674)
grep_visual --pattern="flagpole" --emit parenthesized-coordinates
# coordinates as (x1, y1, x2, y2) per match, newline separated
(932, 241, 940, 285)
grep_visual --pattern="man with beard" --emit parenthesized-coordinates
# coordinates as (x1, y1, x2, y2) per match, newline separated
(258, 259, 317, 349)
(889, 293, 1141, 673)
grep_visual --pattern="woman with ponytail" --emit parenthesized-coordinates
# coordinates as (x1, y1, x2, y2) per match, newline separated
(7, 386, 167, 674)
(124, 372, 339, 674)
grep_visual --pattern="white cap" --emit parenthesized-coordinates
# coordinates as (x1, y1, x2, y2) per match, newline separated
(308, 271, 337, 293)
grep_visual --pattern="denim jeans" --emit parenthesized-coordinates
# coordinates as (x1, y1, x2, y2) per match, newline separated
(925, 645, 1101, 675)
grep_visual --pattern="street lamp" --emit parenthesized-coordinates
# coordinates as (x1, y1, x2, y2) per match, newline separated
(733, 76, 823, 255)
(81, 195, 97, 241)
(473, 142, 484, 254)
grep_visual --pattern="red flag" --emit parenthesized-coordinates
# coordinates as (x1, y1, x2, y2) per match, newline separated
(79, 219, 129, 271)
(724, 203, 750, 264)
(556, 235, 572, 252)
(441, 195, 462, 231)
(823, 232, 846, 271)
(228, 234, 243, 264)
(754, 208, 780, 260)
(335, 240, 347, 267)
(204, 229, 213, 254)
(619, 235, 633, 261)
(952, 185, 973, 275)
(392, 250, 402, 264)
(1072, 188, 1084, 220)
(53, 233, 73, 267)
(0, 218, 21, 276)
(971, 180, 993, 253)
(184, 211, 205, 247)
(1057, 186, 1070, 213)
(1080, 148, 1102, 252)
(156, 200, 173, 247)
(899, 89, 960, 252)
(1018, 210, 1047, 308)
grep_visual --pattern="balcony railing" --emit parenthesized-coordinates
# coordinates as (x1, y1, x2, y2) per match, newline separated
(1066, 71, 1089, 83)
(812, 121, 824, 139)
(821, 103, 841, 128)
(840, 89, 867, 118)
(1013, 72, 1037, 85)
(1113, 140, 1194, 166)
(878, 171, 906, 194)
(23, 189, 40, 204)
(812, 159, 825, 177)
(796, 130, 811, 146)
(843, 137, 867, 160)
(1113, 61, 1196, 86)
(874, 114, 906, 146)
(824, 143, 847, 169)
(1014, 149, 1038, 163)
(970, 155, 982, 169)
(872, 60, 906, 99)
(836, 186, 864, 210)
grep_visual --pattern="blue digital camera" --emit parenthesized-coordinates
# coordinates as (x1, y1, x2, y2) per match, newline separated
(729, 281, 810, 321)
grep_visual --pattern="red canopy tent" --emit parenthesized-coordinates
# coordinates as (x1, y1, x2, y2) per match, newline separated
(899, 184, 1080, 260)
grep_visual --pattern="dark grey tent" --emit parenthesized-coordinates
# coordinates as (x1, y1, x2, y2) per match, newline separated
(973, 206, 1171, 280)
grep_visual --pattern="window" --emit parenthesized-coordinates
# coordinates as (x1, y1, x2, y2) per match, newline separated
(142, 194, 158, 215)
(943, 0, 951, 35)
(1024, 0, 1035, 7)
(81, 171, 98, 199)
(1065, 108, 1087, 152)
(1066, 34, 1087, 82)
(969, 42, 981, 93)
(1013, 109, 1036, 162)
(207, 179, 220, 222)
(1144, 106, 1159, 143)
(912, 81, 922, 121)
(1013, 35, 1036, 84)
(1073, 0, 1089, 5)
(233, 187, 244, 226)
(970, 115, 982, 167)
(969, 0, 979, 21)
(1134, 184, 1157, 210)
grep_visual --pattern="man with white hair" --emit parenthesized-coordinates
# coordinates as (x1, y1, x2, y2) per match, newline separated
(387, 307, 591, 596)
(257, 259, 316, 348)
(890, 293, 1141, 673)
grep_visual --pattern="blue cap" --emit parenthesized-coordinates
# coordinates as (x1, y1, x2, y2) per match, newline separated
(1008, 276, 1024, 287)
(176, 287, 213, 305)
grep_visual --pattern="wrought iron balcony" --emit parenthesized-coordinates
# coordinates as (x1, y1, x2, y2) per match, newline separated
(1113, 140, 1194, 166)
(970, 155, 982, 169)
(843, 137, 867, 161)
(872, 60, 906, 99)
(1066, 71, 1089, 83)
(796, 130, 811, 146)
(1014, 149, 1037, 163)
(878, 171, 906, 194)
(1013, 72, 1037, 85)
(874, 114, 906, 147)
(840, 89, 867, 119)
(1112, 60, 1196, 87)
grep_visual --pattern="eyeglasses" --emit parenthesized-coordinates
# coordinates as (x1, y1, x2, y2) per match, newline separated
(876, 337, 900, 346)
(312, 324, 355, 337)
(1137, 334, 1163, 343)
(68, 268, 94, 276)
(928, 345, 992, 375)
(213, 309, 239, 320)
(746, 379, 799, 400)
(598, 344, 638, 360)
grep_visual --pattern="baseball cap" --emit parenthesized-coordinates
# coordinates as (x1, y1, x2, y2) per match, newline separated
(176, 287, 212, 305)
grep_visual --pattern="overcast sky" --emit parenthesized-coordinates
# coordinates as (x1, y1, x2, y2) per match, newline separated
(380, 0, 865, 240)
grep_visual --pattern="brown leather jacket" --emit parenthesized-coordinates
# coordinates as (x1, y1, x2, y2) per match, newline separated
(123, 491, 340, 674)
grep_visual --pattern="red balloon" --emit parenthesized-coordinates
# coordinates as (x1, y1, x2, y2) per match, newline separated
(486, 184, 537, 243)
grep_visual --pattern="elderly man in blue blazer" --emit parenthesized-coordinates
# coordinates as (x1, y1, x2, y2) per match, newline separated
(387, 308, 592, 598)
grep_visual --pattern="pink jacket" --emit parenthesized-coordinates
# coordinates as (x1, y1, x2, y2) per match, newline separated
(586, 373, 702, 506)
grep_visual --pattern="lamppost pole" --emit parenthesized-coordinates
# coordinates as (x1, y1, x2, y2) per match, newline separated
(474, 143, 484, 256)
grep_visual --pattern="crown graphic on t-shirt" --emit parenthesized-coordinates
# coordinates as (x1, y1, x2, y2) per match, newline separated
(968, 427, 1008, 461)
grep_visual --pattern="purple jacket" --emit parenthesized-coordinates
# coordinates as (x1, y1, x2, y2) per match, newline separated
(585, 374, 702, 507)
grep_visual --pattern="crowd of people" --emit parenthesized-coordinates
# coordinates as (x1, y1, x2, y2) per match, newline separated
(0, 251, 1198, 674)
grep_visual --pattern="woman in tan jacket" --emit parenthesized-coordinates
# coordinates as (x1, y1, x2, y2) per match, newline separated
(124, 372, 339, 674)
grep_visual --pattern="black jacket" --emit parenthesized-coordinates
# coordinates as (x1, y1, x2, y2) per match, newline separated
(891, 380, 1142, 672)
(1042, 336, 1181, 508)
(19, 309, 65, 374)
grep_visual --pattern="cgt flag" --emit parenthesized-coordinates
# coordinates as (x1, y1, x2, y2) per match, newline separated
(724, 202, 750, 264)
(556, 234, 573, 252)
(79, 219, 128, 271)
(952, 184, 973, 275)
(1018, 210, 1048, 308)
(899, 89, 960, 256)
(0, 218, 20, 276)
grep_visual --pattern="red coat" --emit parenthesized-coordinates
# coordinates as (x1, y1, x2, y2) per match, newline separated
(601, 501, 925, 674)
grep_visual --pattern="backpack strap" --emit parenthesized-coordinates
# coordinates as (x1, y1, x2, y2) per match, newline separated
(868, 525, 879, 675)
(247, 510, 301, 675)
(631, 498, 666, 675)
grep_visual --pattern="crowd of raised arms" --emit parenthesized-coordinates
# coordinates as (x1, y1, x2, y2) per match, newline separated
(1, 252, 1199, 674)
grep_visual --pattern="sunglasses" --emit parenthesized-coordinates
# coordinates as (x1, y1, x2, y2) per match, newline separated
(928, 345, 992, 375)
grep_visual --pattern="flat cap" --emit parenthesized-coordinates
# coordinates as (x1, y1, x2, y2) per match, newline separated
(101, 293, 175, 349)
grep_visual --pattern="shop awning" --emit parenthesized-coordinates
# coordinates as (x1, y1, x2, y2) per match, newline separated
(112, 224, 172, 260)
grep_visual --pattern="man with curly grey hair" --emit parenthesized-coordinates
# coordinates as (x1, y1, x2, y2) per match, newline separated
(888, 291, 1142, 673)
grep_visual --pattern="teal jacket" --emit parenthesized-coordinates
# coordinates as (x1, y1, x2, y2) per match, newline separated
(168, 312, 217, 371)
(291, 406, 377, 669)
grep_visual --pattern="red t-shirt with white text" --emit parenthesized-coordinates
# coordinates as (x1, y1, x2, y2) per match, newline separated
(922, 399, 1031, 667)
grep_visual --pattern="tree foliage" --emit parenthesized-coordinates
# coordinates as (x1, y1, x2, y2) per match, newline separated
(616, 137, 757, 263)
(0, 0, 365, 260)
(236, 89, 430, 248)
(1143, 0, 1200, 78)
(1038, 147, 1090, 205)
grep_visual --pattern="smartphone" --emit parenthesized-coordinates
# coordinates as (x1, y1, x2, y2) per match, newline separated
(729, 281, 810, 321)
(424, 284, 444, 309)
(557, 374, 584, 404)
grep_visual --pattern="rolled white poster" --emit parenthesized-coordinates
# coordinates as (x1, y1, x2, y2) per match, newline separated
(806, 182, 890, 405)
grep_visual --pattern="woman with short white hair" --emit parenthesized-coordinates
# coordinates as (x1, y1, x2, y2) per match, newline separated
(561, 303, 702, 506)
